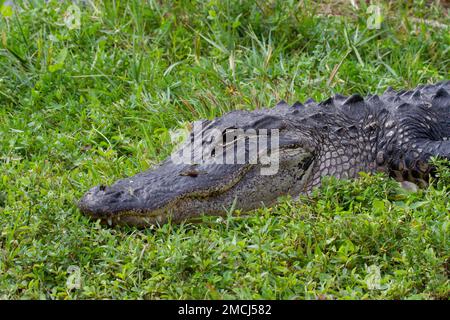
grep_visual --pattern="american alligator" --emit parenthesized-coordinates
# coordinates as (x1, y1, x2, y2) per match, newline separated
(78, 81, 450, 227)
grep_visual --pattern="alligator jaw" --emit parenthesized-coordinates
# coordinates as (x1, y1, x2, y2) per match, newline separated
(77, 161, 254, 227)
(78, 146, 314, 227)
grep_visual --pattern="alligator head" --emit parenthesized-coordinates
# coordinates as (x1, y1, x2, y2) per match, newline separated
(78, 81, 450, 227)
(78, 106, 316, 227)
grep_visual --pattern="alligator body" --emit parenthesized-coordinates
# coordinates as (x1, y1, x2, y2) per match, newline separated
(78, 81, 450, 227)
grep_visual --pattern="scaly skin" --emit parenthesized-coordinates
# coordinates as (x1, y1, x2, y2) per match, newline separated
(78, 81, 450, 227)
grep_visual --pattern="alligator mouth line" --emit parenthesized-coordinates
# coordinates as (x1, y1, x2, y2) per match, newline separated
(81, 146, 316, 227)
(84, 163, 256, 226)
(97, 160, 313, 227)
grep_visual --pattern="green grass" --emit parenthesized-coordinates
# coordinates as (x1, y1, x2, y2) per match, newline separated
(0, 0, 449, 299)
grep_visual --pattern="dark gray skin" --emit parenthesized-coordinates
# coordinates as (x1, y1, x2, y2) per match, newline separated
(78, 81, 450, 227)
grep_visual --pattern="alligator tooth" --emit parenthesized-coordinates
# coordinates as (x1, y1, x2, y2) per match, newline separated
(107, 218, 112, 226)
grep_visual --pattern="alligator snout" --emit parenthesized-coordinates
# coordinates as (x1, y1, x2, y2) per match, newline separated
(78, 185, 111, 218)
(78, 185, 128, 219)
